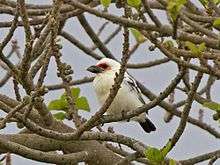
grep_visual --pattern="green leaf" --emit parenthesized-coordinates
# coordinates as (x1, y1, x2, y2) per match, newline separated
(161, 141, 172, 157)
(169, 159, 176, 165)
(145, 147, 164, 164)
(203, 102, 220, 112)
(53, 112, 66, 120)
(127, 0, 141, 9)
(167, 0, 187, 21)
(198, 42, 206, 53)
(48, 99, 67, 111)
(214, 0, 220, 5)
(100, 0, 111, 8)
(163, 40, 174, 48)
(76, 96, 90, 111)
(199, 0, 208, 7)
(48, 86, 90, 112)
(213, 18, 220, 28)
(61, 87, 80, 100)
(199, 0, 220, 7)
(185, 41, 199, 55)
(129, 28, 146, 43)
(185, 41, 205, 57)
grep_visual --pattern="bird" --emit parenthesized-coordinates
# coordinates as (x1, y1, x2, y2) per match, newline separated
(87, 58, 156, 133)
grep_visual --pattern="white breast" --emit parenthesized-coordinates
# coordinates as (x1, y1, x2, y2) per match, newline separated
(93, 72, 144, 120)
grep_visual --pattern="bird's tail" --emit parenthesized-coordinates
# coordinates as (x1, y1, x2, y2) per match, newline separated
(139, 118, 156, 133)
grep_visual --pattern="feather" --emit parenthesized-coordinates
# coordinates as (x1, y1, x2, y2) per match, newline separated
(124, 73, 145, 105)
(139, 118, 156, 133)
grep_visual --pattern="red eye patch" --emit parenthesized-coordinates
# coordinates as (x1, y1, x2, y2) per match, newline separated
(97, 63, 109, 69)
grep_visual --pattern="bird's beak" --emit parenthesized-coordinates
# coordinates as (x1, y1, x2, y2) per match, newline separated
(87, 65, 104, 73)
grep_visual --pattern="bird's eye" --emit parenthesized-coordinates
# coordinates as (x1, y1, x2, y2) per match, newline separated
(97, 63, 109, 69)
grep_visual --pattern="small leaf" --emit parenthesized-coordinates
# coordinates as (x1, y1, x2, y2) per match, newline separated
(53, 112, 66, 120)
(198, 42, 206, 53)
(61, 87, 80, 100)
(76, 96, 90, 111)
(185, 41, 199, 55)
(48, 87, 90, 113)
(167, 2, 177, 21)
(161, 141, 172, 157)
(130, 28, 146, 43)
(199, 0, 208, 7)
(100, 0, 111, 8)
(48, 99, 67, 111)
(213, 18, 220, 28)
(163, 40, 174, 48)
(127, 0, 141, 9)
(214, 0, 220, 5)
(185, 41, 205, 57)
(167, 0, 187, 21)
(203, 102, 220, 112)
(169, 159, 176, 165)
(145, 147, 164, 164)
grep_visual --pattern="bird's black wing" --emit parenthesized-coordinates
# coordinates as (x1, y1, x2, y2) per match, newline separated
(124, 73, 145, 104)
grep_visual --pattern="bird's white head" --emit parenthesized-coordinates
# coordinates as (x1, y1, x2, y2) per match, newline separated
(87, 58, 120, 74)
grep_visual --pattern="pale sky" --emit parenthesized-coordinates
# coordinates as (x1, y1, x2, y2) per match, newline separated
(0, 0, 220, 164)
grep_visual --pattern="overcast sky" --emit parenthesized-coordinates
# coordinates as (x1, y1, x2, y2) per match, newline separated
(0, 0, 220, 164)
